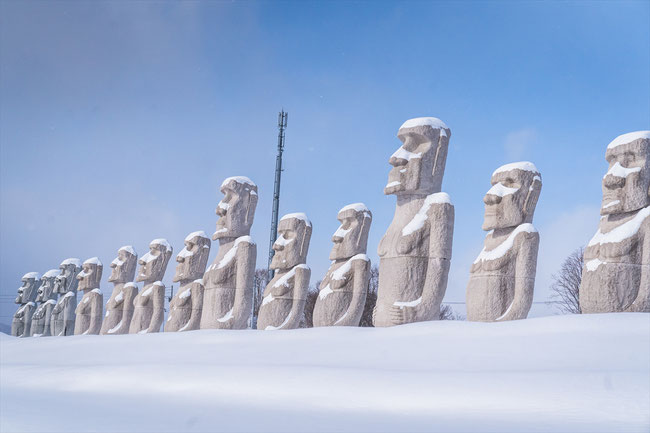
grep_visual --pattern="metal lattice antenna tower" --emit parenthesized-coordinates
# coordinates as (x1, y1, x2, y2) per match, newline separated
(267, 110, 288, 282)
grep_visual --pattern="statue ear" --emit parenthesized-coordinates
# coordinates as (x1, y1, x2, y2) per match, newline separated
(245, 191, 258, 225)
(432, 131, 449, 177)
(522, 178, 542, 220)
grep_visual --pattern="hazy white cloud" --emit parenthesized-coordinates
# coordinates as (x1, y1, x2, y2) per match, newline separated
(504, 128, 537, 160)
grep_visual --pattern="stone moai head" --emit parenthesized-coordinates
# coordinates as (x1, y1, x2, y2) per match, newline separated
(213, 176, 258, 241)
(108, 246, 138, 284)
(173, 231, 211, 283)
(600, 131, 650, 216)
(77, 258, 103, 291)
(271, 213, 312, 270)
(385, 117, 451, 196)
(330, 203, 372, 261)
(36, 269, 60, 302)
(16, 272, 41, 304)
(54, 258, 81, 295)
(482, 162, 542, 231)
(136, 239, 172, 283)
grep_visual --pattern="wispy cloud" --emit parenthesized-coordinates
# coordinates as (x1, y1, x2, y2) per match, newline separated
(504, 128, 537, 160)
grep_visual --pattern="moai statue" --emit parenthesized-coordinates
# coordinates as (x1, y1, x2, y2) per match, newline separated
(30, 269, 61, 337)
(201, 176, 258, 330)
(51, 258, 81, 336)
(129, 239, 172, 334)
(580, 131, 650, 313)
(257, 213, 312, 330)
(374, 117, 455, 327)
(166, 231, 211, 332)
(466, 162, 542, 321)
(313, 203, 372, 327)
(101, 246, 138, 335)
(11, 272, 41, 337)
(74, 258, 104, 335)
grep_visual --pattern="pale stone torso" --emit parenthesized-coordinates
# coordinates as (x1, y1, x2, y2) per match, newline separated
(257, 265, 309, 330)
(51, 293, 76, 336)
(12, 302, 35, 336)
(74, 290, 102, 335)
(581, 206, 650, 312)
(31, 300, 57, 337)
(167, 280, 203, 332)
(466, 226, 538, 321)
(313, 257, 367, 327)
(130, 283, 164, 333)
(201, 236, 254, 329)
(101, 283, 137, 335)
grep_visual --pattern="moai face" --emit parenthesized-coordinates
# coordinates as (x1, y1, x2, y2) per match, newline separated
(36, 269, 60, 302)
(601, 132, 650, 215)
(136, 239, 172, 283)
(213, 177, 258, 241)
(173, 231, 211, 283)
(77, 258, 103, 291)
(271, 214, 312, 270)
(385, 118, 451, 196)
(108, 246, 138, 284)
(482, 162, 542, 231)
(54, 259, 81, 295)
(330, 204, 372, 260)
(16, 273, 40, 304)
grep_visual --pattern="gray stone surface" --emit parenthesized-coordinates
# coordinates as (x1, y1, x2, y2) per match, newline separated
(580, 131, 650, 313)
(201, 177, 258, 330)
(74, 258, 104, 335)
(129, 239, 172, 334)
(313, 203, 372, 327)
(466, 162, 542, 322)
(51, 258, 81, 336)
(166, 231, 211, 332)
(101, 246, 138, 335)
(374, 117, 455, 327)
(30, 269, 60, 337)
(257, 213, 312, 330)
(11, 272, 41, 337)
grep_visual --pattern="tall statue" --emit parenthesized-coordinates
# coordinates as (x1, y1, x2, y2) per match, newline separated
(313, 203, 372, 327)
(257, 213, 312, 330)
(11, 272, 41, 337)
(580, 131, 650, 313)
(74, 258, 104, 335)
(101, 246, 138, 335)
(166, 231, 211, 332)
(30, 269, 60, 337)
(201, 176, 258, 330)
(374, 117, 455, 326)
(51, 258, 81, 336)
(129, 239, 172, 334)
(466, 162, 542, 321)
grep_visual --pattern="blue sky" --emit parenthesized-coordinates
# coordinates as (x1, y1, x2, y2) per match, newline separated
(1, 1, 649, 325)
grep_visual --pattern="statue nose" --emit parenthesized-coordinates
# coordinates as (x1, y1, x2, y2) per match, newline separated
(603, 174, 626, 189)
(484, 194, 502, 205)
(273, 243, 283, 252)
(389, 156, 408, 167)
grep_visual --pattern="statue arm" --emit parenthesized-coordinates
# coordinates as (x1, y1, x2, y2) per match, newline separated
(496, 232, 539, 321)
(287, 266, 311, 329)
(148, 285, 165, 333)
(183, 283, 204, 331)
(626, 219, 650, 312)
(88, 294, 103, 334)
(21, 305, 34, 337)
(336, 259, 370, 326)
(231, 242, 256, 327)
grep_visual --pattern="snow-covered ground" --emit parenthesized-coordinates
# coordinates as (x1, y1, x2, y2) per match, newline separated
(1, 313, 649, 433)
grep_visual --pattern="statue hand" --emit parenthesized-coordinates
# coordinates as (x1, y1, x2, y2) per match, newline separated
(389, 305, 416, 325)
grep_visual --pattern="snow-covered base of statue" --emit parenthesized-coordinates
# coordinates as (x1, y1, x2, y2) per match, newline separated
(1, 313, 648, 433)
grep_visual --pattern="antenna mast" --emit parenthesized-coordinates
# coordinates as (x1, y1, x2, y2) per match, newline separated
(267, 110, 288, 282)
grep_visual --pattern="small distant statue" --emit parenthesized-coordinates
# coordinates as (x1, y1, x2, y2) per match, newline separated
(51, 258, 81, 336)
(101, 246, 138, 335)
(74, 258, 104, 335)
(11, 272, 41, 337)
(257, 213, 312, 330)
(30, 269, 61, 337)
(129, 239, 172, 334)
(313, 203, 372, 327)
(580, 131, 650, 313)
(466, 162, 542, 321)
(375, 117, 455, 326)
(166, 231, 211, 332)
(201, 177, 258, 330)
